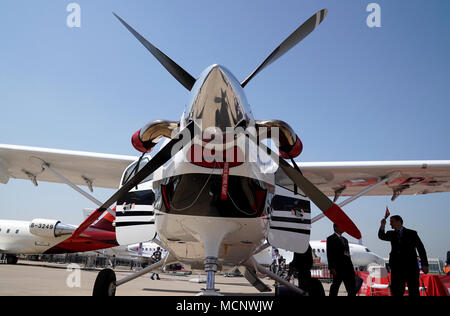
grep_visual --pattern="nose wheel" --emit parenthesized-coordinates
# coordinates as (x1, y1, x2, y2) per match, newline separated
(93, 269, 117, 296)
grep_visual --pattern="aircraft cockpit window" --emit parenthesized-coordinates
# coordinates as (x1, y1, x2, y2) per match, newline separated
(122, 158, 153, 185)
(365, 248, 371, 253)
(271, 195, 311, 214)
(117, 189, 155, 206)
(275, 168, 306, 197)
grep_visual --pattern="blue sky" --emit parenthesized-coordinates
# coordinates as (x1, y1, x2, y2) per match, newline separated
(0, 1, 449, 261)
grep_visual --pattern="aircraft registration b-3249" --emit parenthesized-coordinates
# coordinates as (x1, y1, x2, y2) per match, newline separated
(1, 9, 450, 296)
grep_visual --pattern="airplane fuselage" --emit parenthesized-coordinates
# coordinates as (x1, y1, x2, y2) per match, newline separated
(253, 241, 385, 268)
(0, 217, 117, 256)
(0, 220, 66, 254)
(117, 65, 311, 272)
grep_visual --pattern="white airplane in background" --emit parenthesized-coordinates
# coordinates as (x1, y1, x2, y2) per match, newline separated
(254, 241, 385, 269)
(1, 9, 450, 296)
(0, 213, 118, 264)
(309, 240, 385, 268)
(105, 241, 165, 260)
(0, 212, 164, 267)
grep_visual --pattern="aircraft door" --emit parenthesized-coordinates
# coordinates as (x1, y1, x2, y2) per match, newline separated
(115, 189, 157, 245)
(268, 186, 311, 254)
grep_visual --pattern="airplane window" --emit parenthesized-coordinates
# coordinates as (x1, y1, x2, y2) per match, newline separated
(271, 195, 311, 214)
(15, 230, 19, 234)
(117, 189, 155, 206)
(6, 229, 10, 234)
(122, 158, 153, 185)
(365, 248, 371, 252)
(275, 168, 306, 197)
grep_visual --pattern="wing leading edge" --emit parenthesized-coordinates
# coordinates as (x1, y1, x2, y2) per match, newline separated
(0, 144, 138, 189)
(276, 160, 450, 200)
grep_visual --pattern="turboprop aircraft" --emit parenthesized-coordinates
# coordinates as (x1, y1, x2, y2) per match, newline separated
(1, 9, 450, 296)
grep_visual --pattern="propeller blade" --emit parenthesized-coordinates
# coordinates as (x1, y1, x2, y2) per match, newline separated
(113, 13, 196, 91)
(241, 9, 327, 88)
(72, 121, 196, 238)
(278, 159, 361, 240)
(255, 139, 361, 239)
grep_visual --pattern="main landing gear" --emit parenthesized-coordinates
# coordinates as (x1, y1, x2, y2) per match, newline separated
(93, 269, 117, 296)
(92, 253, 168, 296)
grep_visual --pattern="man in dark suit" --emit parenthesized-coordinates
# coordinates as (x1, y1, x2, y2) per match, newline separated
(326, 224, 356, 296)
(378, 215, 429, 296)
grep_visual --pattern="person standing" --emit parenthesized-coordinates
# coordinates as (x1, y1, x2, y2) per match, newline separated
(444, 262, 450, 275)
(150, 247, 162, 280)
(271, 249, 284, 275)
(378, 215, 429, 296)
(326, 224, 357, 296)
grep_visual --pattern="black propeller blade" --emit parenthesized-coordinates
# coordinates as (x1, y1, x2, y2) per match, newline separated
(113, 13, 196, 91)
(241, 9, 327, 88)
(256, 139, 361, 239)
(72, 121, 196, 238)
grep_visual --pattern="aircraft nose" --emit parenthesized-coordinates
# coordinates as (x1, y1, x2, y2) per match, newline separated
(187, 64, 248, 131)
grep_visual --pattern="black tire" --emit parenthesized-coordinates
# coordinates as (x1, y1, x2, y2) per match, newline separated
(93, 269, 117, 296)
(6, 255, 18, 265)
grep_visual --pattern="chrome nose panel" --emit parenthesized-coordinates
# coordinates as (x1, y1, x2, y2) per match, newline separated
(187, 65, 252, 131)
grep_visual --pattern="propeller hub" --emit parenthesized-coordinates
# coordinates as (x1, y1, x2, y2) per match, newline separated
(186, 65, 253, 133)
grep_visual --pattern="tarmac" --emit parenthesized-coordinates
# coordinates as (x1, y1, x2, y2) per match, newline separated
(0, 260, 346, 296)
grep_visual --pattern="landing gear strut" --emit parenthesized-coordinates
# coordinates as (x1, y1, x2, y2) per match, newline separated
(92, 252, 169, 296)
(198, 257, 222, 296)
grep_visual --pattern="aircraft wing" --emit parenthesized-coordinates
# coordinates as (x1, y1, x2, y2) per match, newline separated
(277, 161, 450, 200)
(0, 144, 138, 189)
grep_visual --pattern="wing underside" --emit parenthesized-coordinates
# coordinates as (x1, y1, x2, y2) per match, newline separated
(0, 144, 138, 189)
(276, 160, 450, 200)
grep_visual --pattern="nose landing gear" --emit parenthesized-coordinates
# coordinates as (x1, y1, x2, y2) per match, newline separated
(197, 257, 222, 296)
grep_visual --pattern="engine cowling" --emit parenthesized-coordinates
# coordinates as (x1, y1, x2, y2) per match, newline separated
(29, 219, 76, 238)
(255, 120, 303, 159)
(132, 120, 179, 153)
